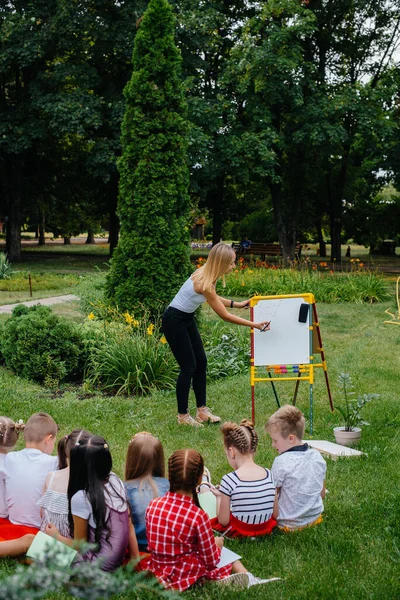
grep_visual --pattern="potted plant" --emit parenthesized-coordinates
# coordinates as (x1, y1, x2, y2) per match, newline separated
(333, 373, 379, 446)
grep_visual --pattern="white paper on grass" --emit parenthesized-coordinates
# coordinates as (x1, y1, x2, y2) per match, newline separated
(253, 298, 310, 366)
(217, 547, 242, 569)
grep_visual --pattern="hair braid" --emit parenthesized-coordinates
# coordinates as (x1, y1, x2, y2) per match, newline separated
(168, 449, 204, 507)
(221, 419, 259, 454)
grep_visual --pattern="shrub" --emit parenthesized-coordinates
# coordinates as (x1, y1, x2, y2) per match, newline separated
(0, 540, 174, 600)
(105, 0, 191, 319)
(0, 252, 12, 279)
(202, 321, 249, 380)
(1, 305, 85, 386)
(84, 313, 178, 396)
(219, 269, 390, 303)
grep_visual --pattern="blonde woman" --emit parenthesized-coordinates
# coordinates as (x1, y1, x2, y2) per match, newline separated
(162, 243, 270, 426)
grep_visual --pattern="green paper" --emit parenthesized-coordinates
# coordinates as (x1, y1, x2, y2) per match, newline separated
(27, 531, 78, 567)
(198, 491, 217, 519)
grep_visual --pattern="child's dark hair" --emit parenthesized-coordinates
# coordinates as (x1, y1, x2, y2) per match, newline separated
(68, 435, 121, 548)
(57, 429, 92, 469)
(221, 419, 258, 454)
(168, 449, 204, 508)
(265, 405, 306, 439)
(0, 416, 24, 450)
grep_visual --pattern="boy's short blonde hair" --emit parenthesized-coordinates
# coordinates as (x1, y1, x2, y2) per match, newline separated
(24, 412, 58, 444)
(265, 405, 305, 440)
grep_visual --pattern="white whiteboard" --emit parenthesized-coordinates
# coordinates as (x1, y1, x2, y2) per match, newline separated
(253, 298, 310, 366)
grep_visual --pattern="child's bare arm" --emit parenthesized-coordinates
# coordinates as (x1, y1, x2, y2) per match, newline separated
(320, 481, 326, 499)
(272, 490, 279, 519)
(128, 520, 140, 560)
(217, 493, 231, 526)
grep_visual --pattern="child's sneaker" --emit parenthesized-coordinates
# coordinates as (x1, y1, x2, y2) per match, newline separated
(247, 573, 283, 587)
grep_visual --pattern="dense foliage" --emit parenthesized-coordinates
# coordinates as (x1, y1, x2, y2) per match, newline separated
(0, 305, 85, 385)
(105, 0, 191, 317)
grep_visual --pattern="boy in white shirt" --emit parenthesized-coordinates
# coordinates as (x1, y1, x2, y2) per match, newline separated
(3, 412, 58, 529)
(265, 405, 326, 531)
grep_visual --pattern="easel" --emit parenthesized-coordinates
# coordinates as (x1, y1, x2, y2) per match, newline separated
(249, 294, 334, 434)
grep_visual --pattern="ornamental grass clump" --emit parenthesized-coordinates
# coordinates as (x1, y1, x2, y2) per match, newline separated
(202, 321, 249, 380)
(84, 311, 177, 396)
(0, 252, 12, 279)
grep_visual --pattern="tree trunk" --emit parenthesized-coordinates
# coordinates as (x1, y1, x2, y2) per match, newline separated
(270, 182, 296, 261)
(330, 217, 342, 262)
(63, 236, 71, 245)
(38, 211, 45, 246)
(85, 229, 95, 244)
(209, 174, 225, 246)
(2, 156, 23, 261)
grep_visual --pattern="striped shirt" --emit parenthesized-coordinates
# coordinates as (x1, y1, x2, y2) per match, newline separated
(219, 469, 276, 524)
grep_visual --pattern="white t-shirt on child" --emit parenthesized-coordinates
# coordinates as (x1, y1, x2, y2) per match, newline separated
(0, 453, 8, 518)
(71, 473, 128, 527)
(271, 445, 326, 529)
(4, 448, 58, 528)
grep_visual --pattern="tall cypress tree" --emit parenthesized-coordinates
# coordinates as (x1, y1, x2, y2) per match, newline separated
(105, 0, 190, 317)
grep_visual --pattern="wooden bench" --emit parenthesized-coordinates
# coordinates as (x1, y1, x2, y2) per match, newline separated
(231, 242, 302, 260)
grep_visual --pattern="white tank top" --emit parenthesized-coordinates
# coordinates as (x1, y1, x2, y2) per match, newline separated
(169, 278, 206, 313)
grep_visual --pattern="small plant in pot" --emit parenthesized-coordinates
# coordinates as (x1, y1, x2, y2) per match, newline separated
(333, 373, 379, 446)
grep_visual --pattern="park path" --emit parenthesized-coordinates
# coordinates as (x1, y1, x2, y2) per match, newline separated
(0, 294, 79, 314)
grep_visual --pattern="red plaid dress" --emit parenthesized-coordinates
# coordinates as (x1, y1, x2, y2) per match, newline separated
(141, 491, 232, 591)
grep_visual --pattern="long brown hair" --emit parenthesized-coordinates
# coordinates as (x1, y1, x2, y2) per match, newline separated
(125, 432, 165, 498)
(221, 419, 259, 455)
(0, 416, 24, 450)
(168, 449, 204, 508)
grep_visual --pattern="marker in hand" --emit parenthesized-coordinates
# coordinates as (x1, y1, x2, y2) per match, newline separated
(260, 321, 271, 332)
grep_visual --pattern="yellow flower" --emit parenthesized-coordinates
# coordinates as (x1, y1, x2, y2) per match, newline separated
(124, 312, 134, 325)
(133, 319, 139, 327)
(248, 269, 253, 274)
(147, 323, 155, 336)
(160, 335, 167, 344)
(87, 312, 96, 320)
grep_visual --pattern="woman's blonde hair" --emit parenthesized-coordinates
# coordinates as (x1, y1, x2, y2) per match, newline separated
(125, 432, 165, 498)
(191, 243, 235, 293)
(221, 419, 258, 454)
(0, 416, 24, 450)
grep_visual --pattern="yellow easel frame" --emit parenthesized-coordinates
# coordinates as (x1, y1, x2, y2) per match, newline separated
(249, 293, 334, 434)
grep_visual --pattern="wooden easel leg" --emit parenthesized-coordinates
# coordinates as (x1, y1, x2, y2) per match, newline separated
(312, 303, 334, 411)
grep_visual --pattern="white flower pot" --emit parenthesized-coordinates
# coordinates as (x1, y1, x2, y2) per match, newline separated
(333, 426, 362, 447)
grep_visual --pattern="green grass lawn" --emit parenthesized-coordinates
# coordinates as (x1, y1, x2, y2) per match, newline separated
(0, 294, 399, 599)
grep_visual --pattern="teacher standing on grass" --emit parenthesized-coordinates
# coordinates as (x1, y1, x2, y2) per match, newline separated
(162, 242, 271, 427)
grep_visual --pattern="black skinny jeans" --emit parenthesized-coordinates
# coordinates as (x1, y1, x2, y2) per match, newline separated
(162, 306, 207, 414)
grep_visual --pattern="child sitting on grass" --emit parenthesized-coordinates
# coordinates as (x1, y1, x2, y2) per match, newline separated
(208, 419, 277, 538)
(265, 405, 326, 532)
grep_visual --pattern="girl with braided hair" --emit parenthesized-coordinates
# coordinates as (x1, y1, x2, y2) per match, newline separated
(141, 449, 274, 590)
(207, 420, 277, 538)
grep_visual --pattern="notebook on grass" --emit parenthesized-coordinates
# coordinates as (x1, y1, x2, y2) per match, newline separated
(27, 530, 78, 568)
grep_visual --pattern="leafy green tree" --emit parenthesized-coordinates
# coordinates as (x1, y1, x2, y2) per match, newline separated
(105, 0, 191, 317)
